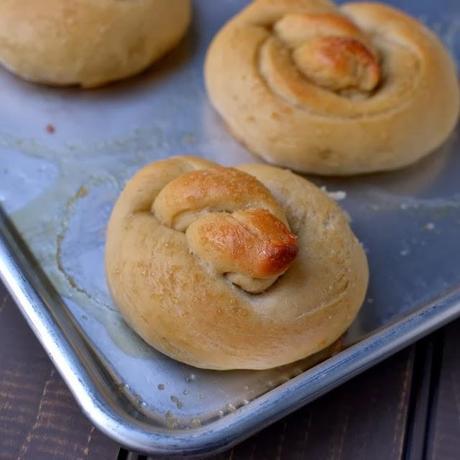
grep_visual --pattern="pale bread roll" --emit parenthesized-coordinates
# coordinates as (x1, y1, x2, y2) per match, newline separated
(205, 0, 459, 175)
(105, 156, 368, 370)
(0, 0, 191, 87)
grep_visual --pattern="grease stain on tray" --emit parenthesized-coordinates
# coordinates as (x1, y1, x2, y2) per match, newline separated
(55, 176, 120, 311)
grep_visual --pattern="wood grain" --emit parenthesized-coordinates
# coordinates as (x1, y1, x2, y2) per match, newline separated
(0, 283, 119, 460)
(403, 337, 437, 460)
(426, 320, 460, 460)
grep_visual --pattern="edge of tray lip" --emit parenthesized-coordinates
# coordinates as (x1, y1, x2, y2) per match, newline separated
(1, 209, 460, 456)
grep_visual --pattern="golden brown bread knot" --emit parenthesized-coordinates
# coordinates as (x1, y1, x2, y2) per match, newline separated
(275, 13, 380, 92)
(105, 156, 369, 369)
(153, 167, 298, 293)
(205, 0, 460, 175)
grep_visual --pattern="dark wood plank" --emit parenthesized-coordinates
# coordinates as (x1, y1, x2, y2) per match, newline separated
(0, 283, 120, 460)
(402, 337, 437, 460)
(426, 319, 460, 460)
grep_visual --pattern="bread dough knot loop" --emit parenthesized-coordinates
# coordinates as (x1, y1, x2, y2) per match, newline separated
(275, 13, 380, 92)
(152, 166, 298, 293)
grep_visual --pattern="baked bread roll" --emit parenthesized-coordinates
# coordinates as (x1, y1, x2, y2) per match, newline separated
(105, 156, 368, 370)
(0, 0, 190, 87)
(205, 0, 460, 175)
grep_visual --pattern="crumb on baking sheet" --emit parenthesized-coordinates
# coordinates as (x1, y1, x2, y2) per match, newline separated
(76, 186, 88, 199)
(170, 395, 183, 409)
(46, 123, 55, 134)
(342, 209, 352, 223)
(320, 186, 347, 201)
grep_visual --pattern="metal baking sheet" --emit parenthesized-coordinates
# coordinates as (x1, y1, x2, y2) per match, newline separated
(0, 0, 459, 455)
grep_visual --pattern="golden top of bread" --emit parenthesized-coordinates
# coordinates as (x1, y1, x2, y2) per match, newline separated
(153, 167, 298, 292)
(275, 13, 381, 92)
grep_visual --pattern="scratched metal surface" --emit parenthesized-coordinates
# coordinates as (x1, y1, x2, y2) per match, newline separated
(0, 0, 459, 455)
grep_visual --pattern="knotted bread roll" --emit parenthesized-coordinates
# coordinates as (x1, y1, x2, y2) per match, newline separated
(0, 0, 190, 87)
(205, 0, 459, 175)
(105, 156, 368, 370)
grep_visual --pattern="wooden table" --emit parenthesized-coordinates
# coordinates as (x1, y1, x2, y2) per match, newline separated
(1, 281, 459, 460)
